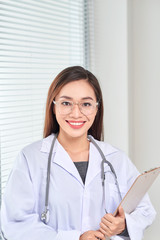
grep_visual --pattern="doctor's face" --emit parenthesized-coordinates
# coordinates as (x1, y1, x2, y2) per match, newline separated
(54, 80, 98, 139)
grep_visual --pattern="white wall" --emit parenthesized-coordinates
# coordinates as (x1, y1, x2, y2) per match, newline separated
(94, 0, 160, 239)
(94, 0, 129, 154)
(129, 1, 160, 239)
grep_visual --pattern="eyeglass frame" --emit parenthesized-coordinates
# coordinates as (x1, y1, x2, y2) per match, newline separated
(53, 99, 99, 115)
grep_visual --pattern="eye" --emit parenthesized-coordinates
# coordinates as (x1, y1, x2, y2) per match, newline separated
(61, 101, 72, 106)
(82, 102, 92, 107)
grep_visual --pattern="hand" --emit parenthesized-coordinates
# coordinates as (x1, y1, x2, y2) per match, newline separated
(80, 230, 106, 240)
(99, 206, 126, 237)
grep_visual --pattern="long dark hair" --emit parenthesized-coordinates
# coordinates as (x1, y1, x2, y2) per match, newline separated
(43, 66, 104, 141)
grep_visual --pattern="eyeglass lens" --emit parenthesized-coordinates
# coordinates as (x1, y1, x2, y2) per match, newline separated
(57, 100, 97, 115)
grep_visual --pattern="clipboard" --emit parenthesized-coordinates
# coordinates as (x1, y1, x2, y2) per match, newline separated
(113, 166, 160, 216)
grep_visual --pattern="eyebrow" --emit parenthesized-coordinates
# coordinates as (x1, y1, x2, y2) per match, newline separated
(59, 96, 94, 100)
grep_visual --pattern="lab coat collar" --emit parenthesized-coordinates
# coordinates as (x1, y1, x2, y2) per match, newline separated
(54, 140, 84, 185)
(40, 134, 83, 185)
(40, 134, 118, 186)
(40, 134, 57, 154)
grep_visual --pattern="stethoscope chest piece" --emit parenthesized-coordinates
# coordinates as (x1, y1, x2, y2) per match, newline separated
(41, 208, 50, 224)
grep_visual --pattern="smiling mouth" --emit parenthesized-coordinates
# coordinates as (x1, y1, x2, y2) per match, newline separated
(66, 120, 86, 128)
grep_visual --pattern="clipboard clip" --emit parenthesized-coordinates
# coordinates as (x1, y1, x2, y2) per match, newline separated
(144, 167, 160, 174)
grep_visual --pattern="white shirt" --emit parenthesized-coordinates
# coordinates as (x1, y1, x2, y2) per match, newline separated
(1, 134, 156, 240)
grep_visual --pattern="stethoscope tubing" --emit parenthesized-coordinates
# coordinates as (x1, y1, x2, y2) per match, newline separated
(41, 134, 122, 224)
(41, 133, 57, 223)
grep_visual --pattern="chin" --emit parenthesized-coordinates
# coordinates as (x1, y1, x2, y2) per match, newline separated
(63, 129, 88, 139)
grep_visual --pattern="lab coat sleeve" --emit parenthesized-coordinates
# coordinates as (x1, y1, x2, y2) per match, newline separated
(1, 151, 81, 240)
(121, 157, 156, 240)
(124, 195, 156, 240)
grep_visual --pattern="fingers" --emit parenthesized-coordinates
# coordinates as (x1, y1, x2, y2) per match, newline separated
(99, 211, 126, 237)
(103, 213, 114, 222)
(99, 219, 113, 237)
(102, 213, 115, 227)
(80, 230, 105, 240)
(94, 230, 105, 240)
(99, 214, 113, 237)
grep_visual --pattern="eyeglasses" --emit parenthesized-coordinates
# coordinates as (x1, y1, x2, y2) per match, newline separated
(53, 99, 98, 115)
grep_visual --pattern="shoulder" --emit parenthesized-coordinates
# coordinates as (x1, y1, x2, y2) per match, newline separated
(89, 135, 135, 170)
(89, 135, 121, 156)
(22, 134, 55, 156)
(15, 134, 56, 171)
(90, 136, 139, 185)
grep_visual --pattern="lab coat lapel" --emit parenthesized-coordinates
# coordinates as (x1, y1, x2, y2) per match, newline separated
(40, 134, 83, 185)
(52, 141, 83, 185)
(85, 142, 102, 186)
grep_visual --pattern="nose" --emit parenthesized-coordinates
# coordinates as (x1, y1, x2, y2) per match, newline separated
(69, 103, 82, 118)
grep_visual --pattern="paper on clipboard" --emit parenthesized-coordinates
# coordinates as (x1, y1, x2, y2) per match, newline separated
(113, 167, 160, 216)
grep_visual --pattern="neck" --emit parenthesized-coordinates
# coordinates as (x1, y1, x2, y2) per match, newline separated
(57, 132, 89, 153)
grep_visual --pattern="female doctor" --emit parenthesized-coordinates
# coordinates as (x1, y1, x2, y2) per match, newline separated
(1, 66, 156, 240)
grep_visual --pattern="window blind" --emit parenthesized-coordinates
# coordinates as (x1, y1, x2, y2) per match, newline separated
(0, 0, 94, 200)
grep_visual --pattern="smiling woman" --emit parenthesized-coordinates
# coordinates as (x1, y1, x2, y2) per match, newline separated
(43, 66, 104, 141)
(1, 66, 156, 240)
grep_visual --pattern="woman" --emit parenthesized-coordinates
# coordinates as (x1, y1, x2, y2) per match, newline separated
(1, 66, 156, 240)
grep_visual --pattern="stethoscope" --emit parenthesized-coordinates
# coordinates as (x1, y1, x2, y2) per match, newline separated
(41, 134, 122, 224)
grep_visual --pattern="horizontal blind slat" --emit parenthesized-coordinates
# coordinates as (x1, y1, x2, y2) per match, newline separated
(0, 0, 89, 199)
(0, 34, 85, 46)
(0, 2, 84, 21)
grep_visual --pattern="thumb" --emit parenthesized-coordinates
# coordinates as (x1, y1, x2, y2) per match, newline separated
(118, 205, 125, 217)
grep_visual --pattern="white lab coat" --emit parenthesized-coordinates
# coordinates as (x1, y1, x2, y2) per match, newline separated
(1, 134, 156, 240)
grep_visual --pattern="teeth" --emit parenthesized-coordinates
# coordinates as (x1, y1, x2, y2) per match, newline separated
(69, 122, 84, 126)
